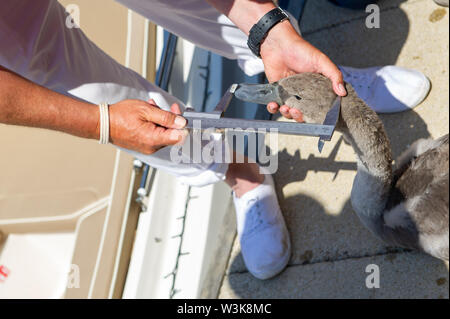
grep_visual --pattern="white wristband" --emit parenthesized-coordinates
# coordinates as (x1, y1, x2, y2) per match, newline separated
(98, 103, 110, 144)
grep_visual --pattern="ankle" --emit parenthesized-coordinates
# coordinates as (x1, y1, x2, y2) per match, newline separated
(225, 162, 265, 198)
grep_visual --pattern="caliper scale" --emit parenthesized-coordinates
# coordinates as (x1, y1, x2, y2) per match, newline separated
(182, 84, 341, 152)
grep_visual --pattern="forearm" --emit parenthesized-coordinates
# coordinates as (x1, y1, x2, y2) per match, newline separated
(205, 0, 301, 56)
(206, 0, 278, 34)
(0, 65, 99, 140)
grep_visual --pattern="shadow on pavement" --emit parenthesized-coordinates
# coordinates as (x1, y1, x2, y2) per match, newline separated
(224, 0, 449, 299)
(225, 192, 449, 298)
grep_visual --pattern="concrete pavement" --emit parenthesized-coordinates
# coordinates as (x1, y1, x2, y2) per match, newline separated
(218, 0, 449, 299)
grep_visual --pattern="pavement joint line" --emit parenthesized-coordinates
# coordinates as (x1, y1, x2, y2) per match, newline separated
(226, 247, 414, 276)
(215, 231, 238, 298)
(302, 0, 424, 37)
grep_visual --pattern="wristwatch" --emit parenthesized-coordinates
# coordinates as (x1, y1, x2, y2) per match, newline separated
(247, 7, 290, 58)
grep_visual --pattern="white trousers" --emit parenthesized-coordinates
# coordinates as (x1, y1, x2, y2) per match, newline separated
(0, 0, 297, 186)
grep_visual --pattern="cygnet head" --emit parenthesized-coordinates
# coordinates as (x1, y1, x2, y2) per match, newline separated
(276, 73, 338, 123)
(235, 73, 339, 124)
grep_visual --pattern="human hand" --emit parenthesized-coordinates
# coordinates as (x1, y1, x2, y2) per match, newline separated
(260, 20, 347, 122)
(107, 99, 188, 154)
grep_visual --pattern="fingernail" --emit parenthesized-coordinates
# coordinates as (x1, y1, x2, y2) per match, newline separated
(338, 83, 346, 95)
(175, 116, 187, 128)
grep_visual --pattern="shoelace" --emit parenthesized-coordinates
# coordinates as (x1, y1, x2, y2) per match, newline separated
(239, 197, 274, 238)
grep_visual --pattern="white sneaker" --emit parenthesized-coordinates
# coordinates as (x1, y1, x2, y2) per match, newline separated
(233, 168, 291, 280)
(340, 65, 431, 113)
(433, 0, 449, 7)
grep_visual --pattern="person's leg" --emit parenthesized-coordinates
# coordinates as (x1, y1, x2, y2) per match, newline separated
(433, 0, 449, 7)
(229, 164, 291, 280)
(112, 0, 292, 278)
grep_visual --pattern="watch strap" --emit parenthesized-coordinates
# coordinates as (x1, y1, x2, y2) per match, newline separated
(247, 7, 289, 58)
